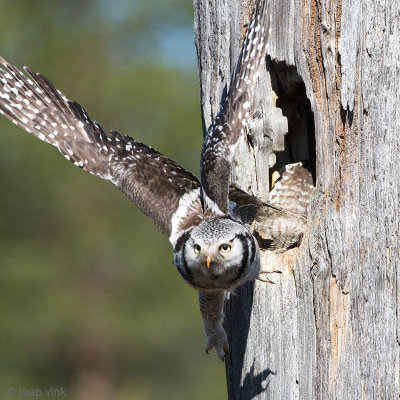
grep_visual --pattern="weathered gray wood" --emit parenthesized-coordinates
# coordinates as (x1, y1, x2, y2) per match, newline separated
(193, 0, 400, 399)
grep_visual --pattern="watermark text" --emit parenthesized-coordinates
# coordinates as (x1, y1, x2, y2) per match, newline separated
(6, 387, 67, 399)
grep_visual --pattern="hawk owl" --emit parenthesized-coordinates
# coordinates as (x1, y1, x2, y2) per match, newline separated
(0, 0, 313, 360)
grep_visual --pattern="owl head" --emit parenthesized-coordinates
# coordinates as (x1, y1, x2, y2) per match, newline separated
(173, 217, 260, 291)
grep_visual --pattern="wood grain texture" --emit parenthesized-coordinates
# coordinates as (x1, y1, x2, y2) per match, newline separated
(194, 0, 400, 399)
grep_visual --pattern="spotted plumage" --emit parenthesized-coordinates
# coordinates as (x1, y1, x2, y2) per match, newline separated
(201, 0, 272, 214)
(0, 0, 313, 361)
(0, 58, 202, 240)
(269, 162, 314, 216)
(174, 217, 260, 291)
(251, 162, 314, 250)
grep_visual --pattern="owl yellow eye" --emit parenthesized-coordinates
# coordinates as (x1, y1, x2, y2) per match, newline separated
(194, 244, 201, 254)
(219, 244, 231, 253)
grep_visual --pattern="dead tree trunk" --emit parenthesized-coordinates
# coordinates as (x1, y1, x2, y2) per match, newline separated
(194, 0, 400, 399)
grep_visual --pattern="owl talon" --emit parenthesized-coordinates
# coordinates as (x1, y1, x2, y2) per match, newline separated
(257, 267, 282, 284)
(257, 274, 275, 284)
(205, 325, 229, 361)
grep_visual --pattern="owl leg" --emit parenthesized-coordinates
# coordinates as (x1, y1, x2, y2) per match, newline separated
(198, 290, 229, 361)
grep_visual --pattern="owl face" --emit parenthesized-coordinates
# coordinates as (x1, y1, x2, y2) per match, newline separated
(173, 217, 260, 291)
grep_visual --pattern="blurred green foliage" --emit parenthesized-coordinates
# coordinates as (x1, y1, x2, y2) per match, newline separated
(0, 1, 226, 399)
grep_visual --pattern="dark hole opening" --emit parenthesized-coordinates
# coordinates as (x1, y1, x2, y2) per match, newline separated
(268, 59, 316, 186)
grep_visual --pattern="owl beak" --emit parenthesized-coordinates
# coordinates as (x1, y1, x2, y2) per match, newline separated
(206, 254, 212, 269)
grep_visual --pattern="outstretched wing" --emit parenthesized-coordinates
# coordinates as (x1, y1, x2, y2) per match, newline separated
(268, 162, 314, 216)
(228, 162, 314, 249)
(200, 0, 272, 214)
(0, 57, 202, 245)
(254, 162, 314, 249)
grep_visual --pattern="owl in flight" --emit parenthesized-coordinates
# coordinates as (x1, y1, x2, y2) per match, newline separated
(0, 0, 313, 360)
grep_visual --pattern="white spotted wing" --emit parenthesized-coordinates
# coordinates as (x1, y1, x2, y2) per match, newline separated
(0, 57, 202, 244)
(200, 0, 272, 214)
(255, 162, 314, 249)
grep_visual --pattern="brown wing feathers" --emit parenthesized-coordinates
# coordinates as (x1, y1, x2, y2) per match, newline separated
(0, 57, 201, 239)
(200, 0, 272, 214)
